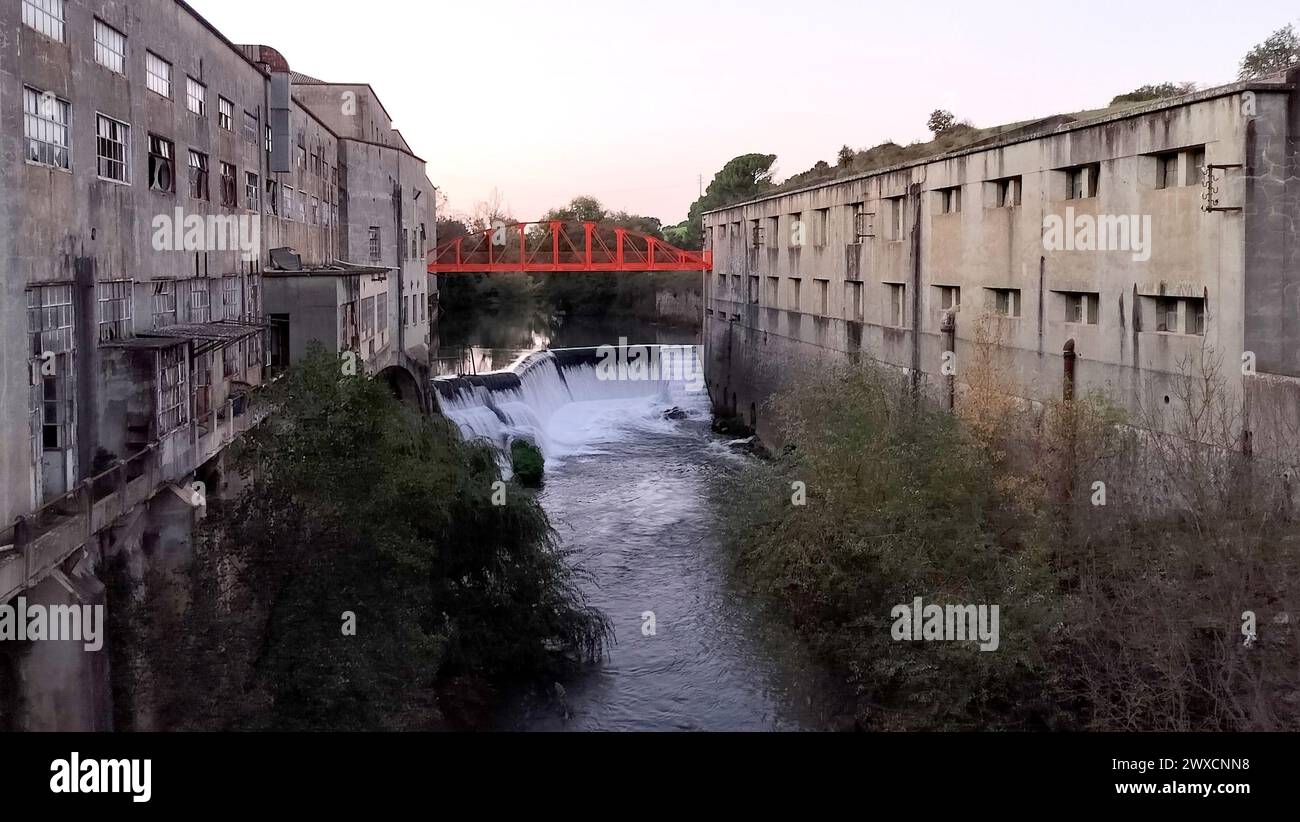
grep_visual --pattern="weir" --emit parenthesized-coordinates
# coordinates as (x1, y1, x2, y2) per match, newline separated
(433, 346, 703, 461)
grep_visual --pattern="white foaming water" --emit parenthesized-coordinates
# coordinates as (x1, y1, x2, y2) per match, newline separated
(436, 352, 709, 469)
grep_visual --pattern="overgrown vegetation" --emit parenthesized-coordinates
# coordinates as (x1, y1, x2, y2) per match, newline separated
(114, 347, 609, 730)
(510, 440, 545, 487)
(720, 329, 1300, 730)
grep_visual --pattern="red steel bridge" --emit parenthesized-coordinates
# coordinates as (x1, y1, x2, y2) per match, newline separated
(428, 221, 712, 274)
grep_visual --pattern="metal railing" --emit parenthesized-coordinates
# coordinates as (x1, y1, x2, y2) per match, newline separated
(0, 384, 271, 604)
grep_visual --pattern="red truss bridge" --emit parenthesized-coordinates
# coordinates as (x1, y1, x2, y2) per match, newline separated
(428, 221, 712, 274)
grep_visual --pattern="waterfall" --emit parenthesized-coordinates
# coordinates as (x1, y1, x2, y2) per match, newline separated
(433, 346, 706, 467)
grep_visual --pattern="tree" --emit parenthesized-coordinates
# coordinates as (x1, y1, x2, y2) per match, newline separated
(836, 145, 856, 167)
(682, 153, 777, 249)
(1110, 82, 1197, 106)
(927, 109, 956, 136)
(1239, 24, 1300, 79)
(135, 348, 609, 730)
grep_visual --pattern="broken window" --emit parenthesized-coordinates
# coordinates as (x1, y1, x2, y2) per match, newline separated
(24, 87, 70, 169)
(149, 134, 175, 192)
(95, 114, 129, 183)
(188, 150, 210, 200)
(97, 280, 133, 342)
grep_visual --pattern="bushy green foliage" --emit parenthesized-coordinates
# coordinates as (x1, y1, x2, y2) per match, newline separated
(1109, 82, 1197, 106)
(134, 347, 608, 730)
(510, 440, 544, 487)
(719, 365, 1061, 729)
(1239, 24, 1299, 79)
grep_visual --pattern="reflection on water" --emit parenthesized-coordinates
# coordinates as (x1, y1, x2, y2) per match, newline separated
(434, 303, 698, 375)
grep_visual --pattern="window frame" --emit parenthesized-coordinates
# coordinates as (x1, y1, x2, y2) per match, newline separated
(186, 77, 207, 117)
(93, 18, 127, 75)
(146, 51, 173, 99)
(22, 0, 66, 42)
(95, 113, 130, 184)
(23, 86, 71, 170)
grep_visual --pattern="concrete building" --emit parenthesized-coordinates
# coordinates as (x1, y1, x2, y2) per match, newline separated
(703, 73, 1300, 461)
(0, 0, 437, 729)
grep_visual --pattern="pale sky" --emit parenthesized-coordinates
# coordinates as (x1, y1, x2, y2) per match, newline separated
(188, 0, 1296, 225)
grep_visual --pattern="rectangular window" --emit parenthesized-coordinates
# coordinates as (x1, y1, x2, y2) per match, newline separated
(1156, 297, 1179, 333)
(938, 285, 960, 311)
(815, 208, 830, 246)
(845, 281, 864, 322)
(886, 283, 906, 327)
(1153, 297, 1206, 335)
(186, 77, 206, 116)
(311, 196, 320, 225)
(242, 110, 259, 144)
(360, 296, 376, 338)
(152, 280, 177, 328)
(1186, 147, 1206, 187)
(748, 275, 760, 305)
(887, 197, 904, 240)
(22, 0, 65, 42)
(402, 228, 410, 259)
(223, 343, 241, 379)
(188, 150, 209, 200)
(146, 52, 172, 98)
(218, 97, 234, 132)
(220, 162, 237, 207)
(1156, 152, 1180, 190)
(189, 279, 210, 323)
(95, 114, 129, 182)
(23, 87, 71, 170)
(28, 285, 74, 452)
(989, 287, 1022, 318)
(157, 347, 188, 434)
(193, 354, 211, 422)
(377, 293, 388, 334)
(93, 19, 126, 74)
(1064, 291, 1100, 325)
(222, 277, 240, 320)
(264, 180, 279, 216)
(1065, 163, 1101, 199)
(369, 227, 381, 260)
(816, 278, 829, 315)
(148, 134, 174, 192)
(28, 284, 75, 357)
(97, 280, 133, 342)
(992, 176, 1021, 208)
(40, 365, 71, 451)
(938, 186, 962, 214)
(283, 186, 295, 221)
(245, 171, 260, 211)
(790, 278, 802, 312)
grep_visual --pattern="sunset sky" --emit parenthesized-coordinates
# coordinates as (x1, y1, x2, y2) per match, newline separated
(190, 0, 1296, 225)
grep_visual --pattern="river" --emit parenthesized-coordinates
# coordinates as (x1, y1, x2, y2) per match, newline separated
(436, 306, 846, 731)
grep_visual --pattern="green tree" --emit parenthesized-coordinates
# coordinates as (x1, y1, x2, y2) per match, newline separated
(138, 348, 609, 730)
(927, 109, 956, 135)
(836, 144, 856, 166)
(682, 152, 777, 249)
(1109, 81, 1197, 106)
(1239, 24, 1300, 79)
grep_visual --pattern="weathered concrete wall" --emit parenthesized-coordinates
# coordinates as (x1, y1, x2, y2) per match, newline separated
(704, 80, 1298, 458)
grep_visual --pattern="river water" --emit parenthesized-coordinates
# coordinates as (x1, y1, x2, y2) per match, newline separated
(436, 307, 843, 731)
